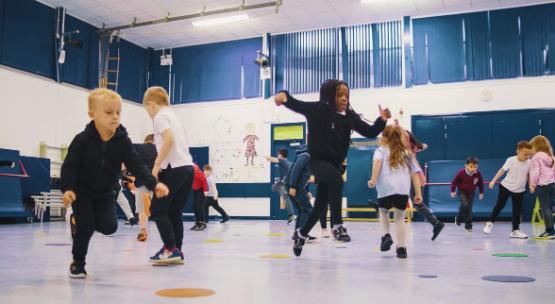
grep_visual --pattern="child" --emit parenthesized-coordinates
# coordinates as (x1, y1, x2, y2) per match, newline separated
(143, 86, 195, 264)
(61, 88, 169, 278)
(266, 148, 296, 224)
(529, 135, 555, 239)
(368, 125, 423, 259)
(398, 125, 444, 240)
(190, 163, 208, 231)
(450, 156, 484, 231)
(285, 145, 317, 241)
(203, 165, 230, 223)
(274, 79, 390, 256)
(114, 176, 137, 225)
(483, 141, 532, 238)
(131, 134, 158, 241)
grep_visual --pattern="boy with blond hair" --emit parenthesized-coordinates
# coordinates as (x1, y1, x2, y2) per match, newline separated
(61, 88, 169, 278)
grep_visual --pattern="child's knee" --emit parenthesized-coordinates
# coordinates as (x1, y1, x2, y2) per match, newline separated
(98, 221, 118, 235)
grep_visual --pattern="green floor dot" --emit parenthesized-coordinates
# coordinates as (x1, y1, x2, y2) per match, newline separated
(492, 253, 528, 258)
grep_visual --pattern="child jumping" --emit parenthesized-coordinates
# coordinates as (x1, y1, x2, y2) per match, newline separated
(274, 79, 390, 256)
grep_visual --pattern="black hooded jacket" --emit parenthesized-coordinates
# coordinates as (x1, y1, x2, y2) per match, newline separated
(281, 80, 386, 166)
(60, 121, 158, 195)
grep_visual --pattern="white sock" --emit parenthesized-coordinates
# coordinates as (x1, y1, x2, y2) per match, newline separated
(393, 208, 406, 248)
(379, 208, 390, 235)
(116, 191, 134, 220)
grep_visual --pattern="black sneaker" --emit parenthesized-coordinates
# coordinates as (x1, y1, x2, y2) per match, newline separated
(538, 231, 555, 239)
(198, 223, 207, 231)
(69, 262, 87, 279)
(292, 230, 306, 257)
(396, 247, 407, 259)
(306, 235, 318, 244)
(287, 215, 297, 225)
(128, 217, 138, 226)
(190, 223, 199, 231)
(432, 222, 445, 241)
(220, 217, 230, 224)
(380, 233, 393, 251)
(455, 216, 461, 226)
(333, 226, 351, 243)
(465, 224, 473, 232)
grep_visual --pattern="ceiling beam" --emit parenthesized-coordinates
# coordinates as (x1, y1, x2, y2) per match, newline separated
(99, 0, 282, 34)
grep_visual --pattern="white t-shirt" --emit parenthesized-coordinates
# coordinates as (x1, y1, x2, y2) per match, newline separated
(374, 146, 419, 198)
(206, 175, 218, 198)
(153, 107, 193, 169)
(500, 156, 530, 193)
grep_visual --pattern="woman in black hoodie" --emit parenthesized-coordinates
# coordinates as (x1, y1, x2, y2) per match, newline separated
(275, 79, 390, 256)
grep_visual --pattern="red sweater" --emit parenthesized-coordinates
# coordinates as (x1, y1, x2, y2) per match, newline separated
(450, 169, 484, 194)
(192, 164, 208, 191)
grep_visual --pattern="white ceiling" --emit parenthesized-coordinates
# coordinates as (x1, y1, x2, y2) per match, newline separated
(38, 0, 554, 49)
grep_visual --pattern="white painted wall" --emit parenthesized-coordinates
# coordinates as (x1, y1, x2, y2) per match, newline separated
(0, 65, 148, 176)
(0, 65, 149, 155)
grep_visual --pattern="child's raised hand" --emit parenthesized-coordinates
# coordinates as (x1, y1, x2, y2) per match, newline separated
(488, 181, 495, 189)
(154, 182, 169, 198)
(450, 192, 456, 198)
(479, 193, 484, 200)
(378, 104, 391, 121)
(274, 92, 287, 106)
(62, 190, 76, 208)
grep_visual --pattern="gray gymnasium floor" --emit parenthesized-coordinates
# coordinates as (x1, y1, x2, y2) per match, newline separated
(0, 220, 553, 304)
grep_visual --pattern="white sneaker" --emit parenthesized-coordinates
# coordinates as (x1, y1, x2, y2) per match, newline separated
(321, 228, 330, 238)
(483, 222, 494, 234)
(510, 230, 528, 239)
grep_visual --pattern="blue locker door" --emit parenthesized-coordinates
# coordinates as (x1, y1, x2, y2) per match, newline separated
(490, 112, 541, 158)
(445, 115, 492, 160)
(541, 110, 555, 143)
(411, 117, 446, 163)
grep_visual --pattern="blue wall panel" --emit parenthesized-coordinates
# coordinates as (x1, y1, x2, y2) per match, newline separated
(445, 115, 492, 160)
(1, 0, 55, 78)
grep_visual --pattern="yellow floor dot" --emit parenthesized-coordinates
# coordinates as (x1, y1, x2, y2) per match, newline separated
(155, 288, 215, 298)
(266, 233, 284, 237)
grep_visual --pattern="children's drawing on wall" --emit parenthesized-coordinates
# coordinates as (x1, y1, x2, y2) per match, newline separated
(243, 123, 259, 166)
(208, 117, 269, 183)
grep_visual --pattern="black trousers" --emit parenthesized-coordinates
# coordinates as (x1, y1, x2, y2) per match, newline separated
(150, 165, 194, 250)
(489, 184, 524, 230)
(204, 196, 229, 220)
(458, 192, 475, 228)
(300, 159, 343, 236)
(192, 189, 206, 223)
(72, 191, 118, 265)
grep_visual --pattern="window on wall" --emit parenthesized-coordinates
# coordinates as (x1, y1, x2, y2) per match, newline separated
(344, 21, 403, 89)
(411, 2, 555, 85)
(271, 28, 339, 94)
